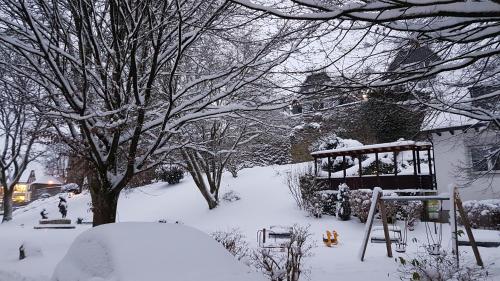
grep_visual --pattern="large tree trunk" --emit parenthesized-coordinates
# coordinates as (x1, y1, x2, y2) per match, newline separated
(88, 172, 120, 226)
(90, 187, 120, 227)
(2, 188, 14, 223)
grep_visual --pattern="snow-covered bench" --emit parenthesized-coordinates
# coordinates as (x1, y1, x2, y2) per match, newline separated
(257, 225, 293, 248)
(34, 225, 76, 229)
(35, 218, 75, 229)
(39, 218, 71, 224)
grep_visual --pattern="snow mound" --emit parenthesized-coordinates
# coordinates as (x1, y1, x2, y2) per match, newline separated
(51, 222, 265, 281)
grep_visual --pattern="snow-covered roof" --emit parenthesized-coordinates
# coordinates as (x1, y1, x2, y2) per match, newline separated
(311, 140, 432, 158)
(30, 175, 63, 185)
(420, 111, 481, 132)
(19, 161, 45, 183)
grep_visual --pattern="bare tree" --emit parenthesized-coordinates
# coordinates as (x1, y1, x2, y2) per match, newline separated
(230, 0, 499, 124)
(181, 116, 258, 209)
(232, 0, 500, 177)
(0, 57, 44, 222)
(0, 0, 315, 225)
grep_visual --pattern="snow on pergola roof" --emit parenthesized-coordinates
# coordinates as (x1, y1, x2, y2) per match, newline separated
(311, 140, 432, 158)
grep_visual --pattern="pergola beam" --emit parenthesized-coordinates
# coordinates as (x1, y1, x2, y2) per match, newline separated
(311, 141, 432, 159)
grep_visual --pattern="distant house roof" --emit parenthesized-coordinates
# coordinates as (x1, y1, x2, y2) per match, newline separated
(20, 161, 45, 183)
(297, 73, 360, 110)
(388, 45, 440, 72)
(299, 72, 333, 95)
(31, 175, 63, 185)
(420, 111, 484, 133)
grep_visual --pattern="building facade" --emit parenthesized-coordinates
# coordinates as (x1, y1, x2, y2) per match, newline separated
(422, 118, 499, 201)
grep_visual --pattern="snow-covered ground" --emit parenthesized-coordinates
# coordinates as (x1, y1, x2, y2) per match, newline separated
(0, 164, 499, 281)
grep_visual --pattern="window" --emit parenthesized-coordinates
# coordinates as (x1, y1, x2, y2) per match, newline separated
(470, 145, 500, 172)
(469, 85, 500, 111)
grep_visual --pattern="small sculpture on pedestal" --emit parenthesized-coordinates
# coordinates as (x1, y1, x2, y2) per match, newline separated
(40, 209, 48, 220)
(58, 197, 67, 218)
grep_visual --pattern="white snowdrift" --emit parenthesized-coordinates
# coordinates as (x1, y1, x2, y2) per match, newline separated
(51, 222, 265, 281)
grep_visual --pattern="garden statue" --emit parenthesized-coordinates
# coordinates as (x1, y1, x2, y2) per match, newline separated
(40, 209, 48, 219)
(336, 183, 351, 221)
(58, 197, 68, 218)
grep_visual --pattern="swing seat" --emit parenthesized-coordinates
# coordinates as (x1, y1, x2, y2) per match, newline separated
(394, 243, 407, 253)
(427, 244, 443, 256)
(372, 225, 402, 234)
(370, 229, 401, 243)
(370, 227, 401, 243)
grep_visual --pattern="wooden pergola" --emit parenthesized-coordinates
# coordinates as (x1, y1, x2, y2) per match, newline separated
(311, 141, 436, 190)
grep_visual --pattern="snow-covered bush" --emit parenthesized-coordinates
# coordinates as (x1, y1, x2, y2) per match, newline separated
(211, 228, 249, 262)
(310, 133, 364, 173)
(349, 190, 373, 222)
(286, 165, 318, 211)
(350, 189, 422, 224)
(336, 184, 351, 221)
(396, 249, 488, 281)
(362, 160, 396, 175)
(384, 200, 400, 224)
(156, 165, 184, 184)
(61, 183, 80, 194)
(399, 201, 424, 230)
(297, 173, 334, 217)
(251, 225, 313, 281)
(222, 190, 241, 203)
(460, 199, 500, 229)
(317, 191, 337, 216)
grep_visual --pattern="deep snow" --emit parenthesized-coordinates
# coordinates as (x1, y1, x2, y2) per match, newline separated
(52, 223, 265, 281)
(0, 164, 499, 281)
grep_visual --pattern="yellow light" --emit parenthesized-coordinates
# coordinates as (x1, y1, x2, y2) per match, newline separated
(48, 180, 53, 185)
(14, 184, 27, 192)
(13, 195, 26, 202)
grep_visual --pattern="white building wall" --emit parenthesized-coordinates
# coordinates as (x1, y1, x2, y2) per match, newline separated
(432, 130, 500, 201)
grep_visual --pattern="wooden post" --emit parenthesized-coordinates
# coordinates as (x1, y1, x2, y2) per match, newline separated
(393, 151, 398, 176)
(359, 188, 382, 261)
(455, 192, 484, 267)
(314, 157, 318, 176)
(328, 157, 332, 189)
(427, 149, 434, 189)
(375, 152, 379, 177)
(379, 199, 393, 258)
(343, 155, 347, 179)
(412, 149, 417, 175)
(449, 185, 459, 265)
(416, 149, 421, 174)
(358, 154, 363, 177)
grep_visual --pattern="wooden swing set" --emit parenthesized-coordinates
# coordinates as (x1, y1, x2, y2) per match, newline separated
(359, 185, 483, 267)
